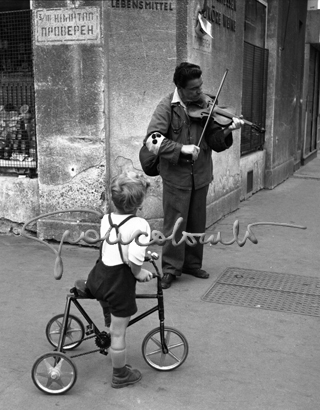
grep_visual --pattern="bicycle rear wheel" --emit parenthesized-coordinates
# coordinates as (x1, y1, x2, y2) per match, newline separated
(46, 314, 85, 350)
(32, 352, 77, 394)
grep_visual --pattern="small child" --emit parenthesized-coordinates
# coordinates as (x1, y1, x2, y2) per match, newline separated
(86, 171, 153, 389)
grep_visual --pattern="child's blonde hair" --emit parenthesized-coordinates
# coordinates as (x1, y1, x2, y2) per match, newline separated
(111, 172, 150, 213)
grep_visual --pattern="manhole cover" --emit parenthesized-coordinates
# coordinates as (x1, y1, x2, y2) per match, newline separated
(201, 268, 320, 317)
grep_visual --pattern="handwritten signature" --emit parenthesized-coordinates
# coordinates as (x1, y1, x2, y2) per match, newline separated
(21, 209, 307, 280)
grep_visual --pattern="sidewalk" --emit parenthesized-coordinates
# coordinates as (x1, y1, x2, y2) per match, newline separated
(1, 156, 320, 410)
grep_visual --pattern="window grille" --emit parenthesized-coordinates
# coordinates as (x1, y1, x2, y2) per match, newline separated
(0, 10, 36, 177)
(241, 41, 268, 156)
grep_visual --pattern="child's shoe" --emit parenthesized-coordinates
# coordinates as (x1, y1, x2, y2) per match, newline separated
(111, 365, 142, 388)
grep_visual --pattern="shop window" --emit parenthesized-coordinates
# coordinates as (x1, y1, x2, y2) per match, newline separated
(241, 0, 268, 156)
(0, 9, 36, 177)
(244, 0, 266, 48)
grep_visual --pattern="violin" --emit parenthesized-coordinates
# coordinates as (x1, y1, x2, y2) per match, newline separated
(187, 93, 265, 134)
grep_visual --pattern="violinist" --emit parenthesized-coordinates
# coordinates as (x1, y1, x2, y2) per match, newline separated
(144, 62, 244, 289)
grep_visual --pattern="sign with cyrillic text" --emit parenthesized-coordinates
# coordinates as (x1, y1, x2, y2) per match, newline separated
(35, 7, 101, 45)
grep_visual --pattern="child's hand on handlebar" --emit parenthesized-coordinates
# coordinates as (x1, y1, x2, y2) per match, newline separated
(135, 268, 153, 282)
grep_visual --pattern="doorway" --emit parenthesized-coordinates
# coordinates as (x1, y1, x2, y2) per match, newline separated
(303, 45, 319, 161)
(241, 0, 268, 156)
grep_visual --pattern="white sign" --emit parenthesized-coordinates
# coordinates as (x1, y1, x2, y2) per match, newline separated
(193, 34, 212, 53)
(197, 14, 213, 38)
(35, 7, 101, 45)
(308, 0, 320, 10)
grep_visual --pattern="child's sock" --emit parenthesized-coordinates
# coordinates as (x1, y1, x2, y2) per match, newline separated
(110, 347, 126, 369)
(110, 347, 141, 388)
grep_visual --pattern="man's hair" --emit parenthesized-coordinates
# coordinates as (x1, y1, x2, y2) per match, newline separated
(111, 171, 150, 213)
(173, 62, 202, 88)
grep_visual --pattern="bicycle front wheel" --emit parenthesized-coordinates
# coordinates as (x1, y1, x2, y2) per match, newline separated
(142, 326, 188, 371)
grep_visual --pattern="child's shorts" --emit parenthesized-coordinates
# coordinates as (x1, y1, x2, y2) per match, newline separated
(86, 259, 137, 317)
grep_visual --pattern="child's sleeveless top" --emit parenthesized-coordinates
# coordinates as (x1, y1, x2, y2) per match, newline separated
(86, 214, 138, 317)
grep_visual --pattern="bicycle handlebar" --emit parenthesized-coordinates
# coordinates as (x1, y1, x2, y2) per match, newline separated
(144, 251, 159, 262)
(144, 251, 161, 279)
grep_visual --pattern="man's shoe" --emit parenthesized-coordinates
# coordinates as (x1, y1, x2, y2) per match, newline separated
(112, 366, 142, 389)
(183, 268, 209, 279)
(161, 273, 176, 289)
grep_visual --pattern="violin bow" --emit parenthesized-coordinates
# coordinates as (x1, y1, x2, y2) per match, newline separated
(197, 68, 229, 147)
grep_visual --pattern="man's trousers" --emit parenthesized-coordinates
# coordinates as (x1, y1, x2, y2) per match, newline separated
(161, 181, 209, 276)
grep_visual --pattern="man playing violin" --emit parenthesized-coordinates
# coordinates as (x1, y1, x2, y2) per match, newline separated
(144, 62, 243, 289)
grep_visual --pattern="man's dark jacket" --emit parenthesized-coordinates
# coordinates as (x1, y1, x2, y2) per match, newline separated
(146, 92, 233, 190)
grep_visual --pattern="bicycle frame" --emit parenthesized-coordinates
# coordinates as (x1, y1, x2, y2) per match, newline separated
(56, 257, 168, 356)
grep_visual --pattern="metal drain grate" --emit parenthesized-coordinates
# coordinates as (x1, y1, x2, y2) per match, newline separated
(201, 268, 320, 317)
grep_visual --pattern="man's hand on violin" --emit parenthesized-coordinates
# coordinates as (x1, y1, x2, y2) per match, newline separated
(228, 116, 244, 131)
(181, 144, 200, 161)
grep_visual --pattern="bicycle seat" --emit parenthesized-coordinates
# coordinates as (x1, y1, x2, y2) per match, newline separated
(70, 279, 95, 299)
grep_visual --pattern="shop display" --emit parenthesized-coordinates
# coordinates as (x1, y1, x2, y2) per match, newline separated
(0, 103, 36, 167)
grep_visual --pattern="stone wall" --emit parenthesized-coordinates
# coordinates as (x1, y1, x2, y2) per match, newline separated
(32, 0, 107, 240)
(106, 0, 177, 231)
(7, 0, 308, 241)
(0, 177, 39, 233)
(184, 0, 245, 226)
(264, 0, 307, 188)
